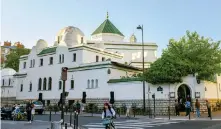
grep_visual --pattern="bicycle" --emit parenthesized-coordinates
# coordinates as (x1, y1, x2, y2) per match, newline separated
(102, 116, 115, 129)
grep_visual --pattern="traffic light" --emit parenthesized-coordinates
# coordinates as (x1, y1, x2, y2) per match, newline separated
(152, 94, 155, 99)
(110, 91, 115, 104)
(61, 67, 68, 81)
(82, 92, 86, 103)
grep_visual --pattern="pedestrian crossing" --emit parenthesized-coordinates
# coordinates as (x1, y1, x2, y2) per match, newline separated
(82, 119, 185, 129)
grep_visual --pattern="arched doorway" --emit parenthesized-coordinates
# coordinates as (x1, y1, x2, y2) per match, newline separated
(177, 84, 191, 111)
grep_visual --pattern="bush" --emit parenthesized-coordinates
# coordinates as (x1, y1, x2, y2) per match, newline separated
(85, 103, 98, 113)
(53, 105, 60, 114)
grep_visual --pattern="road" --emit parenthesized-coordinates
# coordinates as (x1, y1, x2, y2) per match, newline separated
(1, 114, 221, 129)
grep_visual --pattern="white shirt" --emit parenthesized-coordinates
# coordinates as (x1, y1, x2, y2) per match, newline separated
(102, 108, 116, 119)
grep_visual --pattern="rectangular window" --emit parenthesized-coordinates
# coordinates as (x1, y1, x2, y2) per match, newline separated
(73, 53, 76, 62)
(23, 62, 26, 69)
(20, 84, 23, 92)
(49, 57, 53, 65)
(40, 59, 43, 66)
(102, 57, 105, 61)
(96, 56, 99, 62)
(62, 54, 64, 63)
(219, 83, 221, 91)
(59, 55, 62, 63)
(59, 81, 62, 90)
(71, 80, 74, 89)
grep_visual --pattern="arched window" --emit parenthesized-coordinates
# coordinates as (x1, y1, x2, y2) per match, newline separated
(48, 77, 52, 90)
(20, 84, 23, 92)
(87, 80, 90, 89)
(71, 80, 74, 89)
(29, 82, 32, 92)
(9, 79, 11, 86)
(33, 59, 35, 67)
(59, 81, 62, 89)
(30, 60, 32, 67)
(95, 79, 98, 88)
(81, 37, 83, 43)
(2, 79, 4, 86)
(38, 78, 42, 90)
(91, 80, 94, 88)
(43, 78, 47, 90)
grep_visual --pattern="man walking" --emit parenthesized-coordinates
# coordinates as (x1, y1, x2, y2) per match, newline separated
(195, 99, 200, 118)
(185, 99, 191, 117)
(206, 100, 211, 117)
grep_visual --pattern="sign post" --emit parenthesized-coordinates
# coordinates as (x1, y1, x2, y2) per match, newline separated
(61, 67, 68, 125)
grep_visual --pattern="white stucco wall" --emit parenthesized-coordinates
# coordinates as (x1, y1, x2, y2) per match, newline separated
(204, 81, 221, 99)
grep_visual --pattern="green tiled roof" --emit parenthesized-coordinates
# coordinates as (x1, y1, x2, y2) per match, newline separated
(38, 47, 57, 55)
(107, 77, 143, 83)
(92, 19, 124, 36)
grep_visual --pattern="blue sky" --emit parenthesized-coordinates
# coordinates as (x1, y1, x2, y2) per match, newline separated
(1, 0, 221, 56)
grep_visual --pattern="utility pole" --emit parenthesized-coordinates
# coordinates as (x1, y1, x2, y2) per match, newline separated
(61, 67, 68, 125)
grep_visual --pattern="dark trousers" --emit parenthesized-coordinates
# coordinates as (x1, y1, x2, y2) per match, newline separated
(27, 111, 31, 121)
(175, 107, 180, 116)
(207, 108, 211, 117)
(186, 108, 190, 116)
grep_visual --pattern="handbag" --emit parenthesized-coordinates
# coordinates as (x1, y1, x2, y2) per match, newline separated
(102, 119, 111, 125)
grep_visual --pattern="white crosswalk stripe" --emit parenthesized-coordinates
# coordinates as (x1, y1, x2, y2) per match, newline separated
(82, 119, 185, 129)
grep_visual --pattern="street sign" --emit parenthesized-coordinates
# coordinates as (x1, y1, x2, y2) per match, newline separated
(61, 67, 68, 81)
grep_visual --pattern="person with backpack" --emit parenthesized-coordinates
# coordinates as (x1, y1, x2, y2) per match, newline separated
(102, 102, 116, 128)
(185, 99, 191, 117)
(75, 101, 81, 114)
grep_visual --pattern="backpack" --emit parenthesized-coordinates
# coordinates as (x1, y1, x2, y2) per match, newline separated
(104, 108, 115, 118)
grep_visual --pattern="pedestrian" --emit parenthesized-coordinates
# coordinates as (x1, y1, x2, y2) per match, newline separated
(126, 104, 131, 118)
(26, 100, 33, 123)
(185, 99, 191, 117)
(31, 103, 35, 121)
(206, 100, 211, 117)
(75, 101, 81, 114)
(175, 100, 180, 116)
(195, 99, 200, 118)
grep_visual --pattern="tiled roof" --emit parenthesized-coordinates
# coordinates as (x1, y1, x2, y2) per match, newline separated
(92, 19, 124, 36)
(107, 77, 143, 83)
(38, 47, 57, 55)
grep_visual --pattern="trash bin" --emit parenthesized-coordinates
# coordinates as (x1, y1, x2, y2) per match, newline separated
(51, 120, 62, 129)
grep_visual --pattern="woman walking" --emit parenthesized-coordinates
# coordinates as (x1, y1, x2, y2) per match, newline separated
(26, 100, 33, 123)
(31, 103, 35, 121)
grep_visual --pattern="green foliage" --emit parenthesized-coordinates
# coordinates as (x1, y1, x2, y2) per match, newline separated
(145, 31, 221, 84)
(4, 48, 30, 71)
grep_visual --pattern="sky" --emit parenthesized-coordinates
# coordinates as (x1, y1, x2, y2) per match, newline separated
(1, 0, 221, 56)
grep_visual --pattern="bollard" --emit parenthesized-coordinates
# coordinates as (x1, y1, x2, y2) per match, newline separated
(189, 108, 191, 120)
(51, 122, 53, 129)
(49, 109, 52, 121)
(76, 112, 78, 128)
(70, 109, 72, 126)
(73, 112, 76, 129)
(168, 106, 170, 120)
(154, 97, 156, 118)
(65, 123, 67, 129)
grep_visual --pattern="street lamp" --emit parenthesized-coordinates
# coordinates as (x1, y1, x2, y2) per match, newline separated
(137, 25, 149, 116)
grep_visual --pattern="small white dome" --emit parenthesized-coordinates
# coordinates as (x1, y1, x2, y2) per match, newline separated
(36, 39, 48, 50)
(56, 26, 85, 47)
(1, 68, 16, 77)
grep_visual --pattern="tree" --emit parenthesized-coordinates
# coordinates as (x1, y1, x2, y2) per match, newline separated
(145, 31, 221, 84)
(4, 48, 30, 71)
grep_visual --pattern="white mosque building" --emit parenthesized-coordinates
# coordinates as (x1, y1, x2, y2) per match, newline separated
(1, 14, 221, 107)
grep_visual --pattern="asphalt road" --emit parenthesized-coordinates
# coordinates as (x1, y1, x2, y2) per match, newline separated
(1, 114, 221, 129)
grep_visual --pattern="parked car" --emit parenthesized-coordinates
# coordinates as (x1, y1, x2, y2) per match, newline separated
(33, 101, 44, 114)
(1, 107, 13, 120)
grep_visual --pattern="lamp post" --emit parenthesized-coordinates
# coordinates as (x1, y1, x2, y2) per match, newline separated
(137, 25, 148, 116)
